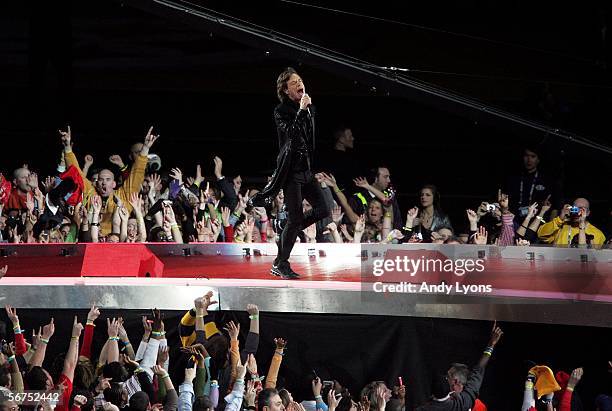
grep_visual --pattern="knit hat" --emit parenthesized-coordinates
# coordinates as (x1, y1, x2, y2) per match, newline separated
(529, 365, 561, 399)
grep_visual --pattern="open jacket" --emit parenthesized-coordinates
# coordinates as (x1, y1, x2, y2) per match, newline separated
(251, 100, 315, 207)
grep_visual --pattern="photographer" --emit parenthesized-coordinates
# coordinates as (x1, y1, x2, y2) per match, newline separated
(537, 197, 606, 246)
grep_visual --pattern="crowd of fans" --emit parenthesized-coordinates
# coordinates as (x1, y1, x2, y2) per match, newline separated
(0, 125, 609, 247)
(1, 299, 609, 411)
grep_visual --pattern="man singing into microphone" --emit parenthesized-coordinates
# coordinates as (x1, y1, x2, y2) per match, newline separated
(251, 67, 329, 279)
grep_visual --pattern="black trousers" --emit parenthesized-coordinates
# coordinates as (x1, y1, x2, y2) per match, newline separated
(276, 170, 329, 265)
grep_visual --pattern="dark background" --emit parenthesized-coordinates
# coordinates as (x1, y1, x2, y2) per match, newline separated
(2, 309, 611, 411)
(1, 0, 611, 232)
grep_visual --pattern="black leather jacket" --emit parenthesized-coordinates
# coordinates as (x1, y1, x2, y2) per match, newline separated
(251, 100, 315, 207)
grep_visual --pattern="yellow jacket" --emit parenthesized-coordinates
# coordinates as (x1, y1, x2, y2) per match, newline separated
(65, 151, 148, 236)
(537, 216, 606, 246)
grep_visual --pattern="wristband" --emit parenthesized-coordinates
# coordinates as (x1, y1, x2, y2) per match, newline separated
(249, 314, 259, 320)
(71, 336, 80, 340)
(402, 226, 412, 232)
(170, 223, 179, 228)
(235, 378, 245, 384)
(13, 327, 22, 335)
(86, 321, 96, 327)
(275, 350, 285, 356)
(7, 355, 15, 363)
(161, 374, 170, 380)
(91, 222, 100, 227)
(315, 395, 322, 400)
(120, 165, 128, 172)
(40, 338, 49, 345)
(151, 331, 166, 337)
(196, 315, 205, 318)
(566, 386, 574, 392)
(482, 350, 492, 356)
(108, 336, 120, 341)
(123, 341, 131, 346)
(211, 380, 219, 387)
(536, 216, 546, 223)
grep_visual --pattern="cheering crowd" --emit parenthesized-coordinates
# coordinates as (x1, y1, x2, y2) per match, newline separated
(1, 298, 609, 411)
(0, 126, 608, 247)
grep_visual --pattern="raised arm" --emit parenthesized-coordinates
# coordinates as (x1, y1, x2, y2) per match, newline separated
(354, 177, 388, 205)
(30, 317, 55, 367)
(129, 192, 148, 242)
(63, 316, 84, 382)
(321, 173, 359, 224)
(265, 338, 286, 389)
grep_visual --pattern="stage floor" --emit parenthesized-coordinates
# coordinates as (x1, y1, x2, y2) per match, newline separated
(1, 243, 611, 328)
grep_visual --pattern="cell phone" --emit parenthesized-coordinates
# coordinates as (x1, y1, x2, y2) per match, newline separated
(323, 380, 334, 388)
(398, 376, 403, 386)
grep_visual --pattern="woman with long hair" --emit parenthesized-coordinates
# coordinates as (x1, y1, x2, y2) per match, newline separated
(405, 184, 452, 242)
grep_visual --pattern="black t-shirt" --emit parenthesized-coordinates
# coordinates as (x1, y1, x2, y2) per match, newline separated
(505, 169, 561, 218)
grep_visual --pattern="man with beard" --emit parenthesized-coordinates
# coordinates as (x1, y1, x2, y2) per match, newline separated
(60, 125, 159, 237)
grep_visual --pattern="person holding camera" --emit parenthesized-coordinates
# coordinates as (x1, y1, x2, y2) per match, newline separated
(537, 197, 606, 246)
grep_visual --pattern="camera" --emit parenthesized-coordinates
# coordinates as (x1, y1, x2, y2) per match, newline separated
(484, 202, 499, 212)
(569, 206, 580, 217)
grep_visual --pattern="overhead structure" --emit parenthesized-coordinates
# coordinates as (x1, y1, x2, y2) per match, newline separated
(119, 0, 612, 154)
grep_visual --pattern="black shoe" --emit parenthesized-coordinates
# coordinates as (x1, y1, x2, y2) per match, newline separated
(271, 263, 300, 279)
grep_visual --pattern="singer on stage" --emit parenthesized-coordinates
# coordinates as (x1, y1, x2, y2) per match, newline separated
(250, 67, 329, 279)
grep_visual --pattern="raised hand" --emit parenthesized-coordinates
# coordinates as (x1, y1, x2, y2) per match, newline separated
(195, 164, 204, 186)
(143, 126, 160, 150)
(59, 125, 72, 149)
(474, 226, 488, 245)
(405, 207, 418, 228)
(92, 195, 103, 214)
(567, 367, 583, 390)
(109, 155, 125, 169)
(497, 189, 509, 213)
(354, 214, 366, 233)
(42, 317, 55, 339)
(526, 202, 539, 219)
(73, 395, 88, 407)
(466, 209, 478, 224)
(118, 206, 129, 222)
(331, 205, 342, 223)
(246, 303, 259, 316)
(152, 364, 167, 377)
(245, 380, 257, 406)
(157, 346, 169, 365)
(27, 172, 39, 190)
(541, 194, 552, 214)
(516, 238, 530, 246)
(312, 377, 323, 397)
(213, 156, 223, 179)
(170, 168, 183, 185)
(84, 154, 94, 167)
(42, 176, 55, 194)
(274, 337, 287, 350)
(221, 206, 231, 227)
(353, 177, 370, 189)
(224, 321, 240, 341)
(107, 318, 119, 338)
(326, 222, 338, 233)
(5, 305, 19, 325)
(246, 353, 258, 375)
(488, 320, 503, 347)
(0, 265, 7, 279)
(201, 291, 217, 311)
(72, 316, 84, 338)
(129, 192, 143, 213)
(149, 174, 162, 193)
(162, 202, 177, 224)
(142, 316, 152, 340)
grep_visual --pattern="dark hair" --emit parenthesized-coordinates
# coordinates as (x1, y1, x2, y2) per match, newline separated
(278, 389, 291, 408)
(104, 382, 126, 407)
(277, 67, 298, 102)
(205, 334, 229, 378)
(368, 166, 390, 185)
(103, 362, 129, 382)
(25, 366, 48, 390)
(258, 388, 280, 411)
(193, 395, 214, 411)
(430, 374, 451, 400)
(129, 391, 150, 411)
(419, 184, 442, 210)
(74, 358, 96, 391)
(333, 125, 350, 143)
(336, 396, 354, 411)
